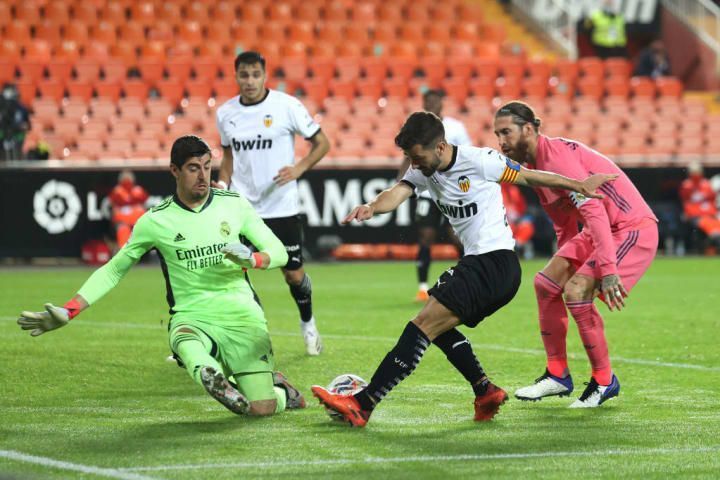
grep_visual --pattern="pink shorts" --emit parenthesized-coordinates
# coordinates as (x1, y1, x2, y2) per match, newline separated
(555, 220, 658, 291)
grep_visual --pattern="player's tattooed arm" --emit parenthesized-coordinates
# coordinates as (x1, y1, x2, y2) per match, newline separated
(513, 166, 618, 199)
(342, 182, 414, 224)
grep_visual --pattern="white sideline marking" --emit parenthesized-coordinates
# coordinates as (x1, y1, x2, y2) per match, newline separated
(0, 450, 159, 480)
(121, 446, 720, 472)
(4, 316, 719, 372)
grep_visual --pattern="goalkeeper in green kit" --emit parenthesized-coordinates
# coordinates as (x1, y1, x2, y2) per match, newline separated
(17, 135, 305, 416)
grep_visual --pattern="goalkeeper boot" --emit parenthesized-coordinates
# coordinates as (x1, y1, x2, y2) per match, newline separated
(311, 385, 371, 427)
(301, 317, 323, 356)
(568, 374, 620, 408)
(515, 369, 574, 401)
(200, 366, 249, 415)
(473, 383, 509, 421)
(273, 371, 306, 409)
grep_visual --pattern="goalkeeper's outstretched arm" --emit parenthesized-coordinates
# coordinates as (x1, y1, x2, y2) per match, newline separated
(18, 216, 154, 336)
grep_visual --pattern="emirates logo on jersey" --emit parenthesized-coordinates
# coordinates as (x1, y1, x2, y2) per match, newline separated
(458, 176, 471, 193)
(263, 114, 273, 127)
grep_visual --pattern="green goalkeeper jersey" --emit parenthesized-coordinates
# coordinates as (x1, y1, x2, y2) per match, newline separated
(76, 188, 288, 324)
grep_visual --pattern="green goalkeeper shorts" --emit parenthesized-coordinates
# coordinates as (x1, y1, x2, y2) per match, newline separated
(169, 317, 276, 401)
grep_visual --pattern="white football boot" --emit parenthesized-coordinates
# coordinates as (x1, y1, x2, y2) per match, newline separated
(200, 366, 249, 415)
(515, 369, 574, 401)
(569, 374, 620, 408)
(300, 316, 323, 356)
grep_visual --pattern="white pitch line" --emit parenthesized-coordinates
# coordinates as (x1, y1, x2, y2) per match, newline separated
(0, 450, 160, 480)
(120, 446, 720, 472)
(4, 316, 719, 372)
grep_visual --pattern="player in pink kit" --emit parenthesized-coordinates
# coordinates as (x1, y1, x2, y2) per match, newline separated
(493, 102, 659, 408)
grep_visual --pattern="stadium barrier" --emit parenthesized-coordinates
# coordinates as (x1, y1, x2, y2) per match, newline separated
(1, 163, 718, 258)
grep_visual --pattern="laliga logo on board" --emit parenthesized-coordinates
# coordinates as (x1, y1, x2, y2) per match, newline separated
(263, 114, 273, 128)
(458, 176, 471, 193)
(33, 180, 82, 234)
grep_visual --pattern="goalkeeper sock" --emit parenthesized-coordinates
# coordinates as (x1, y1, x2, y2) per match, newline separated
(417, 244, 431, 285)
(273, 386, 287, 413)
(432, 328, 489, 396)
(174, 334, 223, 387)
(354, 322, 430, 411)
(289, 273, 313, 322)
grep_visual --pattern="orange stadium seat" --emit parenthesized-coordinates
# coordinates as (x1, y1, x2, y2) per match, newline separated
(457, 3, 484, 22)
(447, 42, 474, 59)
(184, 2, 210, 24)
(453, 23, 480, 43)
(130, 2, 156, 27)
(91, 80, 119, 102)
(54, 121, 80, 145)
(356, 79, 383, 99)
(383, 77, 410, 98)
(112, 120, 139, 138)
(468, 77, 495, 99)
(66, 80, 93, 103)
(64, 23, 89, 48)
(527, 60, 552, 82)
(156, 79, 185, 105)
(500, 57, 526, 80)
(118, 98, 146, 119)
(328, 79, 357, 101)
(677, 136, 704, 157)
(72, 3, 98, 24)
(105, 138, 133, 159)
(118, 22, 146, 47)
(656, 77, 683, 98)
(14, 2, 40, 23)
(578, 57, 605, 80)
(442, 77, 469, 104)
(35, 20, 63, 48)
(317, 23, 344, 45)
(269, 3, 293, 23)
(90, 21, 118, 45)
(240, 4, 265, 23)
(360, 57, 388, 81)
(605, 76, 630, 98)
(621, 135, 648, 155)
(630, 77, 656, 98)
(406, 6, 430, 23)
(145, 98, 174, 121)
(75, 138, 104, 160)
(131, 139, 164, 159)
(186, 79, 213, 99)
(481, 23, 507, 44)
(167, 58, 193, 83)
(387, 56, 416, 80)
(418, 57, 448, 86)
(89, 98, 117, 120)
(303, 78, 330, 104)
(98, 2, 127, 22)
(555, 59, 580, 82)
(210, 2, 236, 23)
(281, 41, 308, 59)
(592, 135, 621, 157)
(446, 57, 473, 81)
(496, 77, 522, 99)
(47, 59, 72, 82)
(336, 43, 364, 58)
(352, 2, 376, 23)
(522, 77, 549, 98)
(137, 59, 165, 85)
(46, 1, 71, 23)
(138, 119, 168, 142)
(377, 4, 403, 23)
(212, 78, 238, 98)
(5, 21, 32, 46)
(426, 24, 451, 47)
(605, 57, 631, 79)
(122, 79, 150, 101)
(577, 76, 604, 100)
(323, 3, 349, 22)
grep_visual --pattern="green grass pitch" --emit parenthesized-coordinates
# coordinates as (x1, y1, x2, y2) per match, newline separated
(1, 258, 719, 479)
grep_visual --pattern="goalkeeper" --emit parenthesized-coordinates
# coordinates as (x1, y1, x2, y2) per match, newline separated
(17, 135, 305, 416)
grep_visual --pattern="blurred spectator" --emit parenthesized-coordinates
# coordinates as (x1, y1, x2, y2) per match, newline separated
(109, 170, 149, 248)
(0, 83, 31, 161)
(584, 0, 628, 59)
(25, 140, 51, 160)
(634, 40, 671, 78)
(679, 162, 720, 254)
(502, 183, 535, 259)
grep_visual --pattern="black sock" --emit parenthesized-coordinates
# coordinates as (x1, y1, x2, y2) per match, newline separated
(432, 328, 489, 396)
(355, 322, 430, 411)
(417, 244, 431, 284)
(289, 274, 313, 322)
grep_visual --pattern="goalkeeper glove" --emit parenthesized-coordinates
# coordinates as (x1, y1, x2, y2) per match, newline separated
(221, 243, 263, 269)
(18, 303, 70, 337)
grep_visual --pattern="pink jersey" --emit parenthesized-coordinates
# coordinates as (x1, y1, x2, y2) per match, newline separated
(532, 135, 657, 277)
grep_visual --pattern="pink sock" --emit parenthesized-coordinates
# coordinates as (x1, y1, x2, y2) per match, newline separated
(534, 272, 569, 377)
(566, 300, 613, 385)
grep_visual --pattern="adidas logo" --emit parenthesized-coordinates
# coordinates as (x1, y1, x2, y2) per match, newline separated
(174, 233, 186, 242)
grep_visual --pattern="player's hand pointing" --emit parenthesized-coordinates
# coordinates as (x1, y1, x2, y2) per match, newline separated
(342, 204, 375, 224)
(274, 165, 304, 186)
(579, 173, 619, 199)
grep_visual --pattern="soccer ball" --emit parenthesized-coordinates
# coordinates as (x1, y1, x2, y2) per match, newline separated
(325, 374, 367, 422)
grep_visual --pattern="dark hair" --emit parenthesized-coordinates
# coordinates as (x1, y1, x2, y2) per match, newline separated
(422, 89, 444, 101)
(495, 101, 541, 132)
(234, 51, 266, 71)
(170, 135, 211, 168)
(395, 112, 445, 150)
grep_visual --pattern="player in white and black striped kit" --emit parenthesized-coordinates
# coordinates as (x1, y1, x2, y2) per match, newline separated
(311, 112, 616, 427)
(398, 89, 473, 302)
(215, 52, 330, 356)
